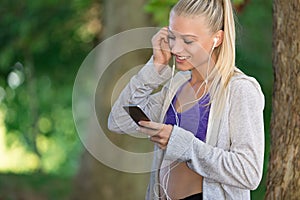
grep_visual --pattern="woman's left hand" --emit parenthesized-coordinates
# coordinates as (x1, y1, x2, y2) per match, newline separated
(138, 121, 173, 150)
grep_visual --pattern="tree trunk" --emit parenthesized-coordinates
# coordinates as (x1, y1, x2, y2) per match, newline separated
(265, 1, 300, 199)
(71, 1, 153, 199)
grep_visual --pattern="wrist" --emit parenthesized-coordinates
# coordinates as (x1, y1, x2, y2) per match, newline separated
(153, 57, 168, 74)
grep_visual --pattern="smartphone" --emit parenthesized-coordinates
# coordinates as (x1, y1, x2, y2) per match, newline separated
(123, 105, 151, 125)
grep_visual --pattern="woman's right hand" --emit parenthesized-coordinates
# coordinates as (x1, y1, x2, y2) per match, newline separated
(151, 27, 172, 73)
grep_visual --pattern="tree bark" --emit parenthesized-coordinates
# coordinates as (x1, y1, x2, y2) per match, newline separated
(71, 1, 153, 199)
(265, 1, 300, 199)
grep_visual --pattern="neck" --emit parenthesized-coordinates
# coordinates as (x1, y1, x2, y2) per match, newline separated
(190, 51, 217, 86)
(190, 69, 206, 86)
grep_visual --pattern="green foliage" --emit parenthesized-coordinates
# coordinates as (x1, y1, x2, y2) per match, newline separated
(234, 0, 246, 5)
(144, 0, 178, 26)
(0, 0, 100, 175)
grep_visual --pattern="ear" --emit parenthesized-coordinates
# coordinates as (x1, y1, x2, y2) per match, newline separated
(213, 30, 224, 48)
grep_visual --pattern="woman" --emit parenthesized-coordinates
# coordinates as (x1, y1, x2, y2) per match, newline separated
(108, 0, 265, 199)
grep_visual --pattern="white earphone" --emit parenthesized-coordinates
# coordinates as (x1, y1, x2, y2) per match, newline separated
(213, 37, 218, 49)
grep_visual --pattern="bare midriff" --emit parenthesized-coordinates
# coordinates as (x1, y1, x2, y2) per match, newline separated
(160, 161, 203, 200)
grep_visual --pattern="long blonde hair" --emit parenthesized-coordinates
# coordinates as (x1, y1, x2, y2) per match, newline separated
(172, 0, 236, 116)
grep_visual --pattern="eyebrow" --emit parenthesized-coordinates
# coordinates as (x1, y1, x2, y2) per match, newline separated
(168, 29, 198, 39)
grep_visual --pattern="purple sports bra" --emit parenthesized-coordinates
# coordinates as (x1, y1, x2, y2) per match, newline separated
(164, 82, 211, 142)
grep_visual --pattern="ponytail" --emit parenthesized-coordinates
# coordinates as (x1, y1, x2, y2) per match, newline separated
(209, 0, 237, 117)
(216, 0, 236, 87)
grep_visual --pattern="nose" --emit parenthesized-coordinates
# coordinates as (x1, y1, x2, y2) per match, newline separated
(169, 39, 184, 55)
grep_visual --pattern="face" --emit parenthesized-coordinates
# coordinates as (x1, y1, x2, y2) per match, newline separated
(168, 12, 216, 75)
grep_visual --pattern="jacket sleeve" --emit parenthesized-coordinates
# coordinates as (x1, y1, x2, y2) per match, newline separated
(164, 78, 265, 190)
(108, 57, 172, 134)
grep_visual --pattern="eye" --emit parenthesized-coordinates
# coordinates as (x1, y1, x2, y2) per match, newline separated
(184, 40, 193, 44)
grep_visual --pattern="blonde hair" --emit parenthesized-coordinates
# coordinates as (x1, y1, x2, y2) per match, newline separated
(172, 0, 236, 116)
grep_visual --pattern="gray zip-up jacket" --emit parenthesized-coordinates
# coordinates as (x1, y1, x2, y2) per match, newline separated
(108, 57, 265, 200)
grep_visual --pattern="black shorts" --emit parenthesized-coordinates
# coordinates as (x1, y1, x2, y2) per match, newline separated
(180, 193, 203, 200)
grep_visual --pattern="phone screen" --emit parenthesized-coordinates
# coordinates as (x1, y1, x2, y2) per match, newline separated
(123, 105, 150, 125)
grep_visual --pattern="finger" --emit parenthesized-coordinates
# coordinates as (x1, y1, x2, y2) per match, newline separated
(149, 135, 160, 143)
(137, 126, 158, 137)
(161, 30, 170, 42)
(153, 34, 168, 47)
(161, 40, 171, 52)
(153, 28, 168, 40)
(150, 137, 167, 150)
(139, 121, 163, 130)
(156, 28, 169, 42)
(160, 27, 169, 34)
(149, 135, 164, 144)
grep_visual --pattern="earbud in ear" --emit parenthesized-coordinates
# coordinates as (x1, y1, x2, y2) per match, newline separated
(213, 38, 218, 49)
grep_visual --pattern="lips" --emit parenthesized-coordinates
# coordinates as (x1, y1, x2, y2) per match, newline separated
(175, 55, 191, 63)
(177, 56, 189, 60)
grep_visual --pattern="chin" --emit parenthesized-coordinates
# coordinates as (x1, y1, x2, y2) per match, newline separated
(177, 68, 192, 72)
(176, 63, 193, 71)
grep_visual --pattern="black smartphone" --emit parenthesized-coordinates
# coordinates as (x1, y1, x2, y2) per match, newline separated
(123, 105, 151, 125)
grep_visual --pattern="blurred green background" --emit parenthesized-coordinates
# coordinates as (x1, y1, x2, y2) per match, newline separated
(0, 0, 271, 199)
